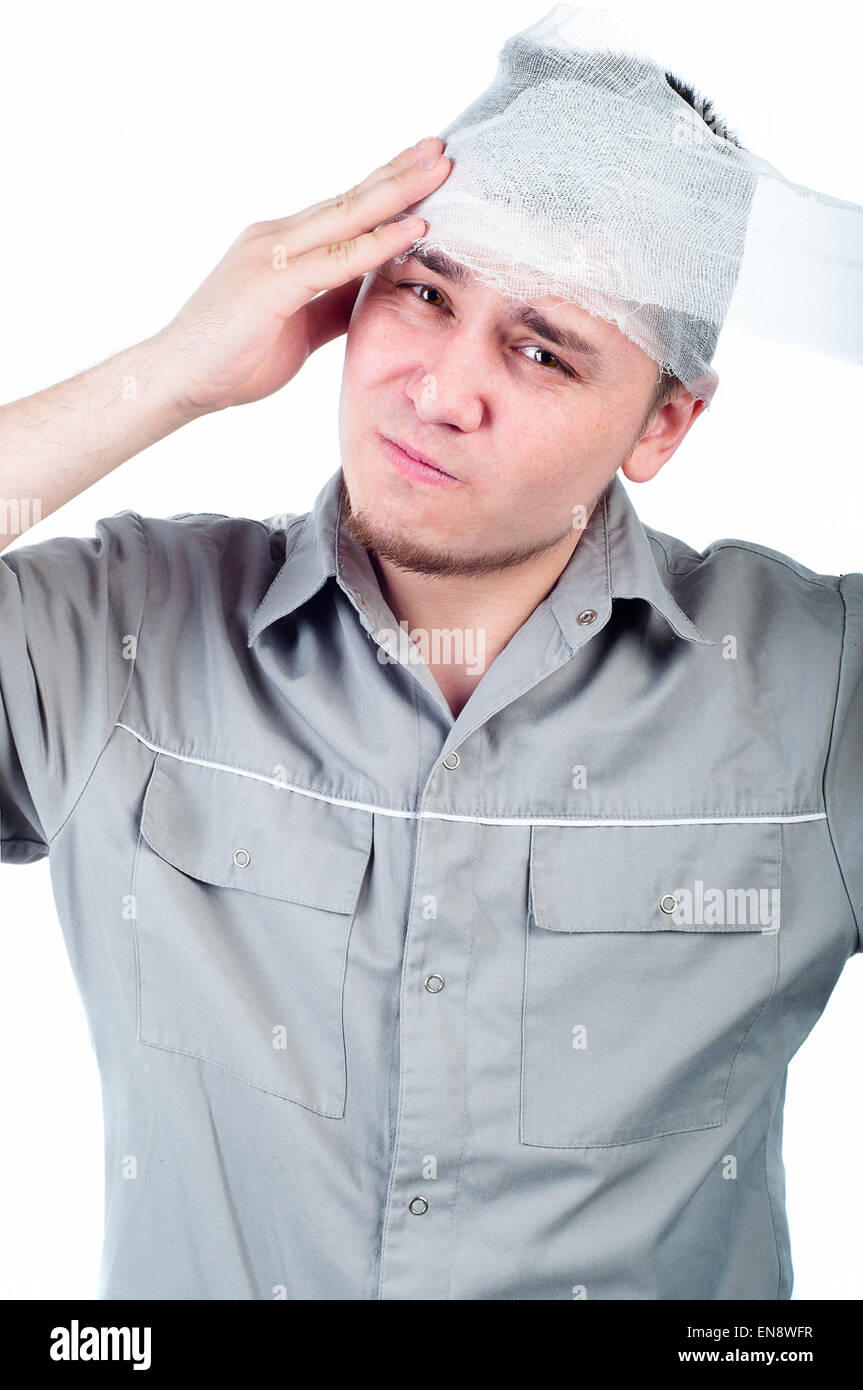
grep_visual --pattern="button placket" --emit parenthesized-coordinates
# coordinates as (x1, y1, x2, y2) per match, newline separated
(427, 753, 456, 998)
(378, 807, 479, 1297)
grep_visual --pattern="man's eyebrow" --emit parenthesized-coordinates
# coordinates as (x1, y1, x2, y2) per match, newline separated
(504, 304, 607, 368)
(405, 247, 607, 369)
(407, 246, 472, 291)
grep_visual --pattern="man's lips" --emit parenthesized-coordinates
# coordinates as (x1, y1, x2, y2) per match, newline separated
(378, 432, 460, 481)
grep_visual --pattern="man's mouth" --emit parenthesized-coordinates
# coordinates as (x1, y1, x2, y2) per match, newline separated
(377, 432, 462, 485)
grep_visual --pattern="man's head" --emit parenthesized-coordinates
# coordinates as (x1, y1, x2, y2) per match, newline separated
(337, 71, 734, 579)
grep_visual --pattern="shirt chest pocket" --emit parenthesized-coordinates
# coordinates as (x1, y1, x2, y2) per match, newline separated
(521, 821, 782, 1148)
(132, 754, 373, 1116)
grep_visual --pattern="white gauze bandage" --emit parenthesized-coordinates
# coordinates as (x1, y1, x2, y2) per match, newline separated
(391, 4, 863, 404)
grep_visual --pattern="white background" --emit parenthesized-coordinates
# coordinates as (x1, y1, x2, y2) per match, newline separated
(0, 0, 861, 1299)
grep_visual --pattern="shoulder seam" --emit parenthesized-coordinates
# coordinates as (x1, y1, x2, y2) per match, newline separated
(821, 576, 860, 941)
(646, 532, 696, 576)
(689, 539, 840, 590)
(46, 511, 150, 848)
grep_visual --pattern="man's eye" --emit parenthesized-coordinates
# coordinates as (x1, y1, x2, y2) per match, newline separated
(519, 345, 573, 377)
(516, 343, 564, 372)
(400, 282, 447, 307)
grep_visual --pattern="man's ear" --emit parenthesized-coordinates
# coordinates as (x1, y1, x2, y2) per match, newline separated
(621, 391, 708, 483)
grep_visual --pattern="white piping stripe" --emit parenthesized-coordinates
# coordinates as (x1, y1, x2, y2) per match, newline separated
(414, 811, 826, 826)
(114, 723, 827, 827)
(116, 722, 417, 817)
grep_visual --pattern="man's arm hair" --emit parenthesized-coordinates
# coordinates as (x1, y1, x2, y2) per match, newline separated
(0, 337, 200, 553)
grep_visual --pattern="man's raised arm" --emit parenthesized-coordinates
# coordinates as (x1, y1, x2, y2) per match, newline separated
(0, 137, 450, 551)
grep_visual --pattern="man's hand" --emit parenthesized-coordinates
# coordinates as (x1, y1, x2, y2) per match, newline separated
(0, 137, 451, 550)
(155, 138, 451, 417)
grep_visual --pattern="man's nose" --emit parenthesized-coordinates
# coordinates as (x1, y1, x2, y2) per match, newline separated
(404, 350, 487, 432)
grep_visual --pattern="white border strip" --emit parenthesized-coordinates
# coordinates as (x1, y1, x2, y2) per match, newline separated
(115, 723, 827, 827)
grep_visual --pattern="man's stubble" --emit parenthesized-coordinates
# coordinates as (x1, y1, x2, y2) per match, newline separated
(340, 470, 614, 580)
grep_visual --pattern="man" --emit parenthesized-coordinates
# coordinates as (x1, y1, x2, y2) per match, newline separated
(1, 50, 861, 1302)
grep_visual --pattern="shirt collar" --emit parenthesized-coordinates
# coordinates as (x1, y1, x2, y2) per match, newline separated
(558, 471, 714, 649)
(247, 467, 712, 649)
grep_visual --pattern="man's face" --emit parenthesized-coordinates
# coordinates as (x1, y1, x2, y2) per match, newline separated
(337, 248, 665, 576)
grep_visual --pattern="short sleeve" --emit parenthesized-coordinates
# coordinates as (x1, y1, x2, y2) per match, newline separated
(0, 510, 148, 864)
(823, 571, 863, 953)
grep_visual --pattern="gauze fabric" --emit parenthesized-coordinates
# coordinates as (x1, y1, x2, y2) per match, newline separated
(391, 4, 863, 404)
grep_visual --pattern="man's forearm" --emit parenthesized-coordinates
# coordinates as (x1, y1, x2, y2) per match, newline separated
(0, 336, 200, 552)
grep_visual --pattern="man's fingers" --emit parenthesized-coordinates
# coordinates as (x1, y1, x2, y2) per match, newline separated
(250, 141, 448, 268)
(284, 216, 429, 305)
(352, 136, 445, 195)
(249, 138, 444, 238)
(231, 137, 448, 320)
(285, 150, 448, 260)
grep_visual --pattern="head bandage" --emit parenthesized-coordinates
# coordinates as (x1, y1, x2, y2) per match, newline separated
(392, 4, 863, 404)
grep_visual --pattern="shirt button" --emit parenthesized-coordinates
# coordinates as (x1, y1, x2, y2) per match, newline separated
(577, 608, 597, 625)
(442, 751, 460, 769)
(425, 974, 445, 993)
(660, 894, 679, 913)
(409, 1196, 429, 1215)
(233, 848, 251, 868)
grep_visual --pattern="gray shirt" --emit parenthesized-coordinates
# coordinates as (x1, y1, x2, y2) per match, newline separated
(1, 467, 860, 1300)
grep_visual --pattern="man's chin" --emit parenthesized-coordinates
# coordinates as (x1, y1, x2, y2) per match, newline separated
(342, 495, 450, 573)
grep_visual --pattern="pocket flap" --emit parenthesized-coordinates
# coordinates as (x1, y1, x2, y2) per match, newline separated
(140, 754, 373, 913)
(530, 820, 781, 933)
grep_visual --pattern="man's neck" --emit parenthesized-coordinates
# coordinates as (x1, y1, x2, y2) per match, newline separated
(369, 528, 583, 719)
